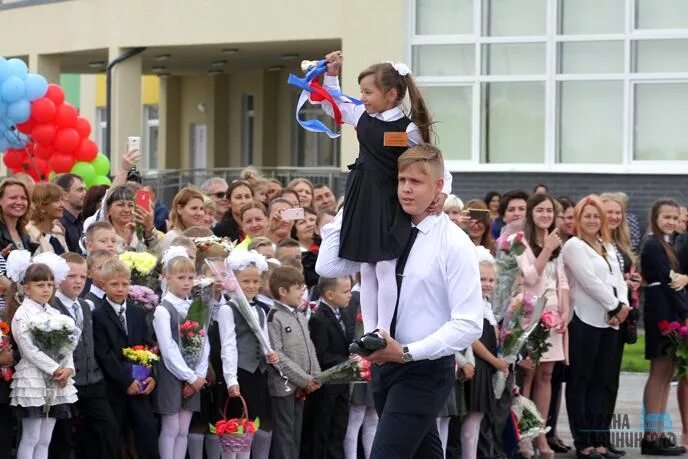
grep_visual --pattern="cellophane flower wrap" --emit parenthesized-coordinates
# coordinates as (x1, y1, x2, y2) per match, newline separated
(119, 251, 160, 291)
(316, 355, 371, 384)
(525, 310, 557, 365)
(0, 321, 13, 382)
(493, 292, 547, 398)
(512, 393, 550, 441)
(128, 285, 159, 311)
(659, 320, 688, 379)
(29, 313, 80, 412)
(178, 276, 213, 369)
(493, 223, 527, 322)
(122, 345, 159, 393)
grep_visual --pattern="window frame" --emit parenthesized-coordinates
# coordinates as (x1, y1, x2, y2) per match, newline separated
(408, 0, 688, 174)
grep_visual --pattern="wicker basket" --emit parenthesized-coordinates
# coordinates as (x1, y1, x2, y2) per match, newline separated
(218, 395, 255, 453)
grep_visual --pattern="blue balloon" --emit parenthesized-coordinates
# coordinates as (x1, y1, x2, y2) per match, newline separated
(0, 58, 10, 85)
(0, 101, 6, 118)
(7, 58, 28, 79)
(7, 131, 28, 148)
(7, 99, 30, 124)
(1, 76, 26, 103)
(24, 74, 47, 101)
(0, 137, 9, 152)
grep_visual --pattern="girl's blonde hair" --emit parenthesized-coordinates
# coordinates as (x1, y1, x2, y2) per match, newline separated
(600, 192, 636, 265)
(358, 62, 433, 143)
(165, 256, 195, 275)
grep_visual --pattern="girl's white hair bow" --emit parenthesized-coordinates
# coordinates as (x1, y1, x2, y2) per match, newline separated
(162, 246, 191, 268)
(7, 250, 70, 284)
(226, 249, 269, 273)
(385, 61, 411, 76)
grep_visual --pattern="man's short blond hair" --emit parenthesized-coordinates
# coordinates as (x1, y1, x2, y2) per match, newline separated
(398, 144, 444, 179)
(101, 258, 131, 279)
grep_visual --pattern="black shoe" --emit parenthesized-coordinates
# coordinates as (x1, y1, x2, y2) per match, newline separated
(641, 438, 686, 456)
(576, 450, 602, 459)
(607, 445, 626, 456)
(548, 438, 569, 453)
(599, 448, 622, 459)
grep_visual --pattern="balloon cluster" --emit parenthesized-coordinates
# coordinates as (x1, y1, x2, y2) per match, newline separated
(0, 56, 111, 187)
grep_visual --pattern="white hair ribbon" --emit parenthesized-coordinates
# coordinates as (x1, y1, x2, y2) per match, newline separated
(162, 246, 191, 268)
(6, 250, 32, 283)
(475, 245, 495, 265)
(226, 249, 269, 273)
(385, 61, 411, 76)
(31, 252, 71, 284)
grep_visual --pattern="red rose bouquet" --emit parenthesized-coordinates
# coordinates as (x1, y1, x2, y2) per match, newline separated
(659, 320, 688, 379)
(316, 355, 372, 384)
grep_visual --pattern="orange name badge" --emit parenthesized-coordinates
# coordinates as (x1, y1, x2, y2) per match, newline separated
(383, 131, 408, 147)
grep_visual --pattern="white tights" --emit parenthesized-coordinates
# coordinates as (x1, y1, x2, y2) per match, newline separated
(360, 261, 397, 332)
(436, 416, 450, 456)
(17, 417, 56, 459)
(461, 412, 484, 459)
(159, 410, 193, 459)
(344, 405, 379, 459)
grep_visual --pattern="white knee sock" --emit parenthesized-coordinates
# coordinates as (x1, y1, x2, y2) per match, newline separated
(375, 260, 398, 331)
(436, 417, 450, 456)
(344, 405, 366, 459)
(35, 417, 56, 459)
(251, 429, 272, 459)
(461, 412, 484, 459)
(205, 433, 221, 459)
(176, 410, 193, 459)
(188, 433, 204, 459)
(360, 263, 378, 332)
(159, 414, 181, 459)
(17, 418, 42, 459)
(361, 407, 379, 458)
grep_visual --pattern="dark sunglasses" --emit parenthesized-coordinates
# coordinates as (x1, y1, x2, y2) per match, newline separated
(211, 191, 228, 199)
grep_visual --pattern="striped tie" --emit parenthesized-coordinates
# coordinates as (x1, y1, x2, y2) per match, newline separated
(118, 309, 127, 334)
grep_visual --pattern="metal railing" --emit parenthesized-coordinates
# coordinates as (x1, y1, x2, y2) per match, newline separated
(141, 167, 346, 207)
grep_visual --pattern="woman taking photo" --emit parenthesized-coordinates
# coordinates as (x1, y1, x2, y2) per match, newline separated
(287, 178, 314, 208)
(515, 193, 569, 458)
(213, 181, 253, 242)
(236, 201, 269, 249)
(463, 200, 496, 255)
(104, 185, 159, 252)
(562, 195, 629, 459)
(641, 199, 688, 455)
(26, 183, 68, 255)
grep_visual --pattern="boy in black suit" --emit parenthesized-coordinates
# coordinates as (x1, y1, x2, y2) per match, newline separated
(308, 276, 354, 459)
(92, 258, 159, 459)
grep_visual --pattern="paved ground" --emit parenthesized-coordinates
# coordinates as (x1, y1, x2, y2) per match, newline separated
(555, 372, 683, 459)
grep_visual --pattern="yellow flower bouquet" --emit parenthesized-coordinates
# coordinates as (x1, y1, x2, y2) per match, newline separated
(119, 251, 160, 290)
(122, 345, 159, 393)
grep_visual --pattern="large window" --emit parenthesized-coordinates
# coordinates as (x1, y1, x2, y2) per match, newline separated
(411, 0, 688, 172)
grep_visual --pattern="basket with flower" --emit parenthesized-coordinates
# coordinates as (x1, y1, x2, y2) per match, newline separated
(122, 345, 159, 393)
(210, 395, 259, 455)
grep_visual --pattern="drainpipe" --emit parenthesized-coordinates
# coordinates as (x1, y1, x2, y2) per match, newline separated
(105, 47, 147, 158)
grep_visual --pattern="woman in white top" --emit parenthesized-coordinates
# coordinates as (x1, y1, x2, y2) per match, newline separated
(561, 195, 630, 459)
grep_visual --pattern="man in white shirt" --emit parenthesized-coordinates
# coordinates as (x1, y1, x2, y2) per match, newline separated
(316, 144, 483, 458)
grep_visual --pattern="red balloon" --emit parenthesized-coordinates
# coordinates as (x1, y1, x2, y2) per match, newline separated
(2, 149, 27, 170)
(75, 139, 98, 162)
(48, 153, 75, 174)
(75, 116, 91, 138)
(16, 118, 34, 134)
(54, 128, 80, 154)
(34, 144, 54, 161)
(31, 98, 57, 123)
(32, 124, 57, 146)
(45, 84, 65, 106)
(55, 103, 78, 129)
(22, 157, 49, 182)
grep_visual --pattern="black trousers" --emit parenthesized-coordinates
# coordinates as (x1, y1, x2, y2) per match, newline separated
(0, 403, 14, 459)
(546, 361, 567, 439)
(370, 356, 454, 459)
(566, 314, 621, 451)
(49, 383, 120, 459)
(310, 386, 350, 459)
(109, 392, 159, 459)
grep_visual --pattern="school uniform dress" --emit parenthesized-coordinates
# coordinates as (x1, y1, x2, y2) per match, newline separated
(320, 75, 452, 263)
(153, 293, 210, 415)
(642, 235, 688, 359)
(562, 237, 628, 452)
(10, 298, 78, 418)
(92, 297, 159, 459)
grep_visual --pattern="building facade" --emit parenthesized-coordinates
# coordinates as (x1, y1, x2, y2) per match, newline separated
(0, 0, 687, 221)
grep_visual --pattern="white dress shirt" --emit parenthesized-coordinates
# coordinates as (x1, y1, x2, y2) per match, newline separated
(321, 75, 453, 195)
(217, 304, 239, 387)
(562, 237, 629, 329)
(106, 297, 127, 330)
(317, 211, 483, 361)
(90, 284, 106, 301)
(153, 292, 210, 384)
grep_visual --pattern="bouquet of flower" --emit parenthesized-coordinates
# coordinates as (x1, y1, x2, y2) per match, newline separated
(493, 293, 547, 398)
(210, 395, 258, 453)
(194, 236, 236, 255)
(179, 319, 207, 368)
(29, 313, 80, 412)
(511, 392, 550, 441)
(0, 321, 13, 382)
(119, 251, 160, 291)
(316, 355, 371, 385)
(122, 345, 159, 393)
(659, 320, 688, 379)
(128, 285, 159, 311)
(493, 227, 527, 321)
(525, 310, 558, 365)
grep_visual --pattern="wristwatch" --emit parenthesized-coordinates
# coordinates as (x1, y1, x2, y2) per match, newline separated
(401, 346, 413, 363)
